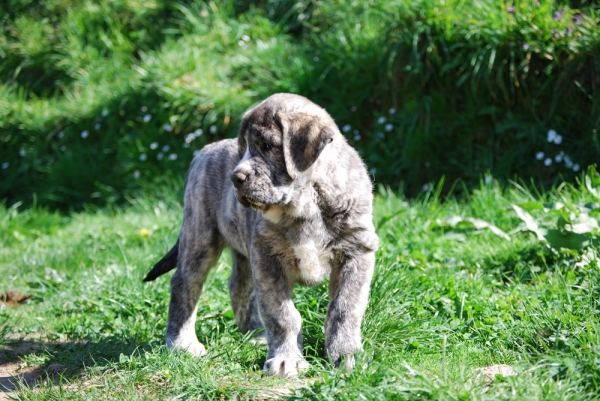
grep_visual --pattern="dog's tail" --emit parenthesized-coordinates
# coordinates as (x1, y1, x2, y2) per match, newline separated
(143, 239, 179, 282)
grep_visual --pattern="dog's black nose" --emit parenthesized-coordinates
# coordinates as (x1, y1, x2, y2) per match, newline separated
(231, 171, 247, 188)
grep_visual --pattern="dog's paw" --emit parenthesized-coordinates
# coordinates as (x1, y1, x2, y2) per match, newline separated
(264, 357, 309, 377)
(338, 354, 356, 373)
(166, 337, 207, 357)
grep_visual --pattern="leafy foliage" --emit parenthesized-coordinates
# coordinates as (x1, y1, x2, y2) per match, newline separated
(0, 0, 599, 210)
(513, 165, 600, 250)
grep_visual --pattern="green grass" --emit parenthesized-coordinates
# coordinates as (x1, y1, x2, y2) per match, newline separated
(2, 175, 599, 400)
(1, 0, 599, 209)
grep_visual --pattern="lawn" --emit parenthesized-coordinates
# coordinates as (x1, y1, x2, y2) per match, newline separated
(2, 1, 599, 399)
(1, 170, 599, 400)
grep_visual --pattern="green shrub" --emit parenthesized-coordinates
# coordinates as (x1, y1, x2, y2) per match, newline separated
(0, 0, 599, 209)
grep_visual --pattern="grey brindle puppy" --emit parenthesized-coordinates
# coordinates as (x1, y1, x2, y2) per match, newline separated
(144, 93, 379, 377)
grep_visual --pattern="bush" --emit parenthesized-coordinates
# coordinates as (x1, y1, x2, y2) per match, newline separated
(0, 0, 599, 209)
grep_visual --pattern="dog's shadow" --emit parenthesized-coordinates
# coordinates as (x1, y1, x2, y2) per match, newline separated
(0, 336, 148, 397)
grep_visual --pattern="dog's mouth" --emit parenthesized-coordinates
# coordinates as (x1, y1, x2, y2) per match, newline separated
(238, 195, 267, 210)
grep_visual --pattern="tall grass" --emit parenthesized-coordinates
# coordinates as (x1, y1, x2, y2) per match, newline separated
(0, 0, 599, 209)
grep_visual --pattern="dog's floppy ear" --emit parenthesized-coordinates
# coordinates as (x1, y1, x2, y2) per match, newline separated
(277, 112, 334, 179)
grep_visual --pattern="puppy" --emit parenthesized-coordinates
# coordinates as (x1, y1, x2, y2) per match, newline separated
(144, 93, 378, 376)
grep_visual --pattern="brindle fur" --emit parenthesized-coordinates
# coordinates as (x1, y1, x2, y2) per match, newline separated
(144, 93, 379, 377)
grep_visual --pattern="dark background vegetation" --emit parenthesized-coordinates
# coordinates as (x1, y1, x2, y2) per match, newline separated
(1, 0, 599, 210)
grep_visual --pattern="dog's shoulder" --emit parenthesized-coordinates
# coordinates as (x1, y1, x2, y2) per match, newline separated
(184, 139, 239, 207)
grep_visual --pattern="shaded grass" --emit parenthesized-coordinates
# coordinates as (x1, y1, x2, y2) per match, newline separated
(1, 178, 599, 399)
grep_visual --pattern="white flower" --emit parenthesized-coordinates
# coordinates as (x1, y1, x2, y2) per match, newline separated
(94, 123, 101, 130)
(157, 152, 164, 160)
(168, 153, 178, 160)
(210, 125, 218, 134)
(183, 143, 190, 148)
(342, 124, 351, 132)
(163, 124, 173, 132)
(101, 109, 108, 117)
(485, 175, 493, 184)
(186, 129, 203, 143)
(238, 40, 246, 47)
(384, 123, 394, 132)
(81, 130, 89, 138)
(133, 170, 141, 179)
(150, 142, 159, 150)
(58, 131, 65, 138)
(139, 153, 147, 161)
(354, 134, 361, 141)
(555, 152, 564, 162)
(423, 183, 430, 191)
(536, 151, 544, 160)
(141, 106, 148, 112)
(377, 116, 386, 124)
(377, 132, 384, 139)
(389, 108, 396, 114)
(547, 129, 557, 142)
(369, 168, 376, 175)
(1, 162, 8, 169)
(241, 35, 250, 42)
(554, 134, 563, 144)
(162, 145, 170, 152)
(143, 114, 152, 123)
(544, 158, 552, 166)
(565, 157, 573, 168)
(193, 150, 200, 157)
(19, 149, 26, 157)
(573, 163, 580, 172)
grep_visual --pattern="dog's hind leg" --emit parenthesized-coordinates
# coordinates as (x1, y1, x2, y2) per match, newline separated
(229, 250, 264, 341)
(166, 227, 224, 357)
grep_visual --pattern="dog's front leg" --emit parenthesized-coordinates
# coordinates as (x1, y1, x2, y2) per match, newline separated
(325, 251, 375, 372)
(251, 246, 308, 377)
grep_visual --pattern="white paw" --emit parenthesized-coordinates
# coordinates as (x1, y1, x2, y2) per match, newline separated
(339, 354, 355, 373)
(166, 336, 207, 357)
(264, 357, 309, 377)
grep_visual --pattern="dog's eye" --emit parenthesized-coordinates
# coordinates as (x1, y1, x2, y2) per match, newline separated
(261, 142, 273, 152)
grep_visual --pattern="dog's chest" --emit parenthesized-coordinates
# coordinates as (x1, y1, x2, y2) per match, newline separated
(292, 239, 333, 285)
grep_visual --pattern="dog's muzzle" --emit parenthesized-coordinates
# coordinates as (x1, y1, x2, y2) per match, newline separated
(231, 170, 265, 209)
(231, 171, 247, 189)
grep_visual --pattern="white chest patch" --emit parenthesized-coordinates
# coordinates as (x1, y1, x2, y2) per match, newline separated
(262, 206, 283, 223)
(293, 240, 333, 284)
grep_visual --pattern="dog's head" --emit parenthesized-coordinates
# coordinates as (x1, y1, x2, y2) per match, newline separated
(231, 93, 336, 210)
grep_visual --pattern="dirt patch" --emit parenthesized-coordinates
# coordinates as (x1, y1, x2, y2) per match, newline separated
(0, 340, 65, 400)
(474, 364, 517, 385)
(0, 362, 42, 399)
(252, 378, 315, 399)
(0, 290, 33, 307)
